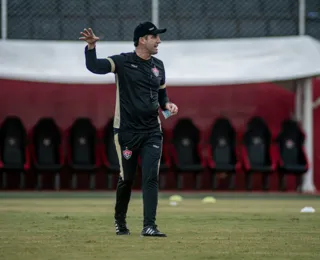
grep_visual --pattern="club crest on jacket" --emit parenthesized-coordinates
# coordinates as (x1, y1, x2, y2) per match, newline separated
(152, 67, 159, 77)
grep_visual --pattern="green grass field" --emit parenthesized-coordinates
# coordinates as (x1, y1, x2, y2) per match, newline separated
(0, 192, 319, 260)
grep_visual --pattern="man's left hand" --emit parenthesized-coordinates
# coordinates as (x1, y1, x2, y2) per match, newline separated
(165, 102, 178, 115)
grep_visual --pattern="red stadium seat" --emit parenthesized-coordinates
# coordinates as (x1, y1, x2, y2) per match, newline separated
(66, 118, 100, 189)
(170, 118, 206, 189)
(241, 117, 277, 191)
(276, 119, 309, 192)
(206, 117, 241, 190)
(29, 118, 64, 190)
(0, 116, 30, 189)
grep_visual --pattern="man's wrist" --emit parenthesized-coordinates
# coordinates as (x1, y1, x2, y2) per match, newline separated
(87, 43, 96, 50)
(162, 101, 170, 110)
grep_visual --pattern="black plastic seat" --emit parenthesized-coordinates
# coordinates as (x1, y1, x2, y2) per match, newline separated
(207, 117, 240, 190)
(241, 117, 276, 191)
(67, 118, 99, 189)
(276, 119, 308, 191)
(170, 118, 205, 189)
(31, 118, 64, 190)
(0, 116, 30, 189)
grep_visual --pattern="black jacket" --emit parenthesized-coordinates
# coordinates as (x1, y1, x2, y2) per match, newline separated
(85, 46, 169, 133)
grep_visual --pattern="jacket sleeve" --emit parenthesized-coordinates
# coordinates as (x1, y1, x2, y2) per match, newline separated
(158, 66, 169, 110)
(84, 46, 116, 74)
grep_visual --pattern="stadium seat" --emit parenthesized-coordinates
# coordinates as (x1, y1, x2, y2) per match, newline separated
(241, 117, 277, 191)
(66, 118, 100, 190)
(276, 119, 309, 192)
(207, 117, 240, 190)
(30, 118, 64, 190)
(0, 116, 30, 189)
(170, 118, 205, 189)
(99, 118, 120, 189)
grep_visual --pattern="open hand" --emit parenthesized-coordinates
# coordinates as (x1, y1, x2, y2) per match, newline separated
(79, 28, 100, 45)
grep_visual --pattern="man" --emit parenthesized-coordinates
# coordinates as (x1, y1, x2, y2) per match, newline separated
(80, 22, 178, 237)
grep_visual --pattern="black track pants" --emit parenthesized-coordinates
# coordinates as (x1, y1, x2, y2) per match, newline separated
(113, 130, 162, 227)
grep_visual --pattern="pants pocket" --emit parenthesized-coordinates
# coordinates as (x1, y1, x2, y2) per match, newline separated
(118, 132, 139, 149)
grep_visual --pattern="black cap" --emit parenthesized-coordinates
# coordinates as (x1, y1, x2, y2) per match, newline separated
(133, 21, 167, 42)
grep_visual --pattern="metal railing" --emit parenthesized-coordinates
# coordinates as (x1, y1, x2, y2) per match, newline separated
(1, 0, 319, 41)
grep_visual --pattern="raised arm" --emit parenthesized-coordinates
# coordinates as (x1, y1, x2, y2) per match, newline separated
(80, 28, 115, 74)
